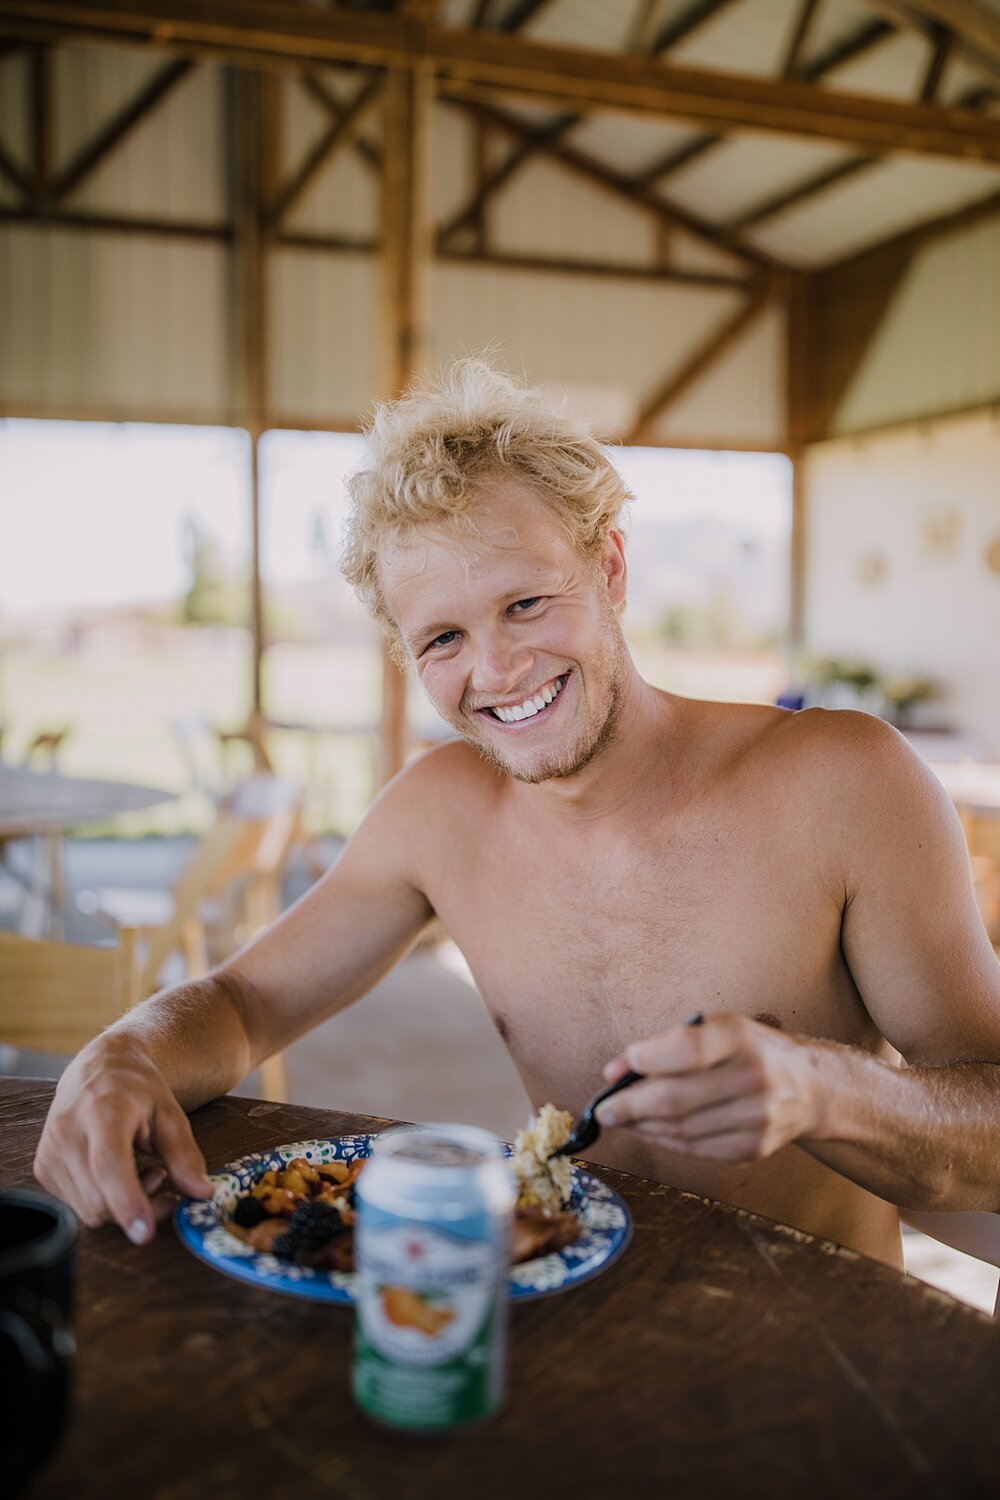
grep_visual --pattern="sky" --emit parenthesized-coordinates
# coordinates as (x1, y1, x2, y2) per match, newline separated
(0, 419, 790, 619)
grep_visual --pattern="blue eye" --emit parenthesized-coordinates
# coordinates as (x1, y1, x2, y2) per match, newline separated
(510, 597, 540, 613)
(429, 631, 459, 650)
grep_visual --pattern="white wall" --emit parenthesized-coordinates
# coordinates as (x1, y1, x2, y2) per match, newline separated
(803, 409, 1000, 757)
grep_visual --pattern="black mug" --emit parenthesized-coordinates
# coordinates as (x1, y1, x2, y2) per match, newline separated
(0, 1189, 77, 1500)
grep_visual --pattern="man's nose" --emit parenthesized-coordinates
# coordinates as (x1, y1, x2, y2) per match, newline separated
(470, 632, 534, 696)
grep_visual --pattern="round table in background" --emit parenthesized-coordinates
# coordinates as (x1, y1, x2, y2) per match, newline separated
(0, 765, 174, 936)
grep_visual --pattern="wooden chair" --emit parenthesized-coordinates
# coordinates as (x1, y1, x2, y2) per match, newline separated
(23, 728, 72, 769)
(0, 929, 141, 1055)
(78, 774, 304, 1101)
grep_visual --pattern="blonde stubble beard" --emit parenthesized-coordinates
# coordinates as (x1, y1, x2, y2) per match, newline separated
(449, 606, 631, 786)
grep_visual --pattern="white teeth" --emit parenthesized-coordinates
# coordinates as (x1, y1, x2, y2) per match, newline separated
(489, 674, 564, 724)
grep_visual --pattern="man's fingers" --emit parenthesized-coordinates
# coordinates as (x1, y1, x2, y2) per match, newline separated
(35, 1140, 107, 1228)
(633, 1125, 767, 1162)
(151, 1191, 180, 1226)
(149, 1101, 213, 1199)
(89, 1133, 159, 1244)
(139, 1166, 167, 1195)
(623, 1014, 746, 1078)
(654, 1095, 765, 1141)
(596, 1061, 756, 1128)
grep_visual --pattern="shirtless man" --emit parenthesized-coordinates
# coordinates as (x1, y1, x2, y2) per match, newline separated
(34, 360, 1000, 1267)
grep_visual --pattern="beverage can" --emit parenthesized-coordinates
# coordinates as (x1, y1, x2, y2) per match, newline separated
(352, 1123, 516, 1432)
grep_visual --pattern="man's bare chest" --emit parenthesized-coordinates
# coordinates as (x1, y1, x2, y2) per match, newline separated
(425, 814, 859, 1074)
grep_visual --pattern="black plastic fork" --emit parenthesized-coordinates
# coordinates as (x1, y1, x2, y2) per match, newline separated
(550, 1012, 704, 1158)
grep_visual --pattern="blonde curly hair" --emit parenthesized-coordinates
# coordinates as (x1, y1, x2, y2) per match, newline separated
(342, 358, 630, 652)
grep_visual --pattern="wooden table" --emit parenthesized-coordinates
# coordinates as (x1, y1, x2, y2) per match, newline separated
(0, 766, 173, 935)
(4, 1080, 999, 1499)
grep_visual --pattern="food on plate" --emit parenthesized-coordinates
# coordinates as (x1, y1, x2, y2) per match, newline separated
(224, 1111, 582, 1272)
(510, 1103, 574, 1213)
(225, 1157, 361, 1271)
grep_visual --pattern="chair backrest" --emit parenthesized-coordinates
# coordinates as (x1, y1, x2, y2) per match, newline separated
(139, 774, 304, 993)
(0, 929, 141, 1054)
(23, 728, 72, 769)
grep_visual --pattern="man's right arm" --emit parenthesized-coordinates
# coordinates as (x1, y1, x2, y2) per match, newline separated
(33, 763, 438, 1243)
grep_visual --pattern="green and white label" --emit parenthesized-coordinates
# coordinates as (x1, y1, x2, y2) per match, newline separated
(353, 1222, 505, 1430)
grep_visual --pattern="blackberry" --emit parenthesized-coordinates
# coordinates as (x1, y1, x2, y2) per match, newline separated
(271, 1201, 347, 1263)
(288, 1201, 346, 1248)
(232, 1194, 268, 1228)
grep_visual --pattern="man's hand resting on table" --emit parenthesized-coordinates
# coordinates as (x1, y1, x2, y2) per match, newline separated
(598, 1013, 822, 1162)
(33, 1034, 214, 1245)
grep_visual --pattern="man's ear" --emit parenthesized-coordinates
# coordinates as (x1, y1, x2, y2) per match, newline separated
(602, 529, 628, 612)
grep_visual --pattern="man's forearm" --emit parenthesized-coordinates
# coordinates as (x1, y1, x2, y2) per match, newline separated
(99, 971, 255, 1113)
(801, 1042, 1000, 1213)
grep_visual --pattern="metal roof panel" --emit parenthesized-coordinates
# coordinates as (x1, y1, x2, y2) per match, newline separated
(744, 155, 1000, 267)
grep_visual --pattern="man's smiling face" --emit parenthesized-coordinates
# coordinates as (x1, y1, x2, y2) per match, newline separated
(378, 478, 631, 784)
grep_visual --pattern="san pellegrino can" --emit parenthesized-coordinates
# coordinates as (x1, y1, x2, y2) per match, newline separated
(353, 1123, 516, 1432)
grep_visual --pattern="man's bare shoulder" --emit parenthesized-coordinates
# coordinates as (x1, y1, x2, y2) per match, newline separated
(400, 736, 503, 799)
(745, 706, 957, 847)
(376, 738, 505, 837)
(762, 706, 926, 785)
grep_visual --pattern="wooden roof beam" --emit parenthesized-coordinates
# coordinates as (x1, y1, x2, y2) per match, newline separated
(436, 1, 740, 266)
(827, 177, 1000, 272)
(298, 71, 383, 172)
(4, 2, 1000, 160)
(264, 70, 383, 227)
(866, 1, 1000, 84)
(795, 17, 895, 82)
(781, 0, 822, 81)
(725, 81, 993, 234)
(46, 57, 193, 204)
(437, 244, 756, 288)
(438, 88, 781, 270)
(0, 139, 31, 197)
(29, 44, 51, 199)
(630, 16, 898, 195)
(437, 109, 578, 245)
(920, 23, 953, 101)
(494, 0, 559, 31)
(648, 0, 742, 56)
(626, 283, 777, 444)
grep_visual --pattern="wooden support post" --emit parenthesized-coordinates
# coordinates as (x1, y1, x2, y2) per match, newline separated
(786, 273, 812, 658)
(227, 69, 279, 715)
(379, 64, 431, 785)
(29, 44, 50, 200)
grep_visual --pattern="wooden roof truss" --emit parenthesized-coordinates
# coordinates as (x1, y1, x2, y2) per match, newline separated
(0, 0, 997, 451)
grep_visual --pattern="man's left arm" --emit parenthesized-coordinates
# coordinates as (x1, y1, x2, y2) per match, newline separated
(598, 717, 1000, 1213)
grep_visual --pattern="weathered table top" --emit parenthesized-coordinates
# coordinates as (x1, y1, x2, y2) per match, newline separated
(0, 765, 173, 838)
(4, 1079, 999, 1499)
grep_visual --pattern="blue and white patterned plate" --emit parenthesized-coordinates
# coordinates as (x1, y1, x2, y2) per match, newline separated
(174, 1134, 632, 1304)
